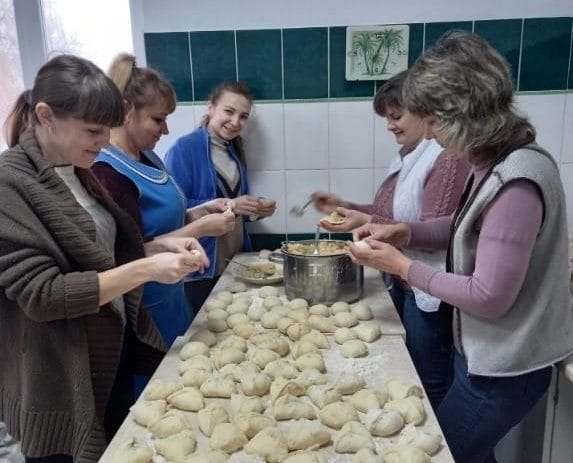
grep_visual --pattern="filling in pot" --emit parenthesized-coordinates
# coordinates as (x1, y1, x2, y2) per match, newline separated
(285, 241, 345, 256)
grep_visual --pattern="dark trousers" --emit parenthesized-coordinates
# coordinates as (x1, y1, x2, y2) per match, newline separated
(184, 276, 220, 315)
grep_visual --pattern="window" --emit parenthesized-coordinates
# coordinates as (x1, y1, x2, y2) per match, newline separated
(0, 0, 24, 150)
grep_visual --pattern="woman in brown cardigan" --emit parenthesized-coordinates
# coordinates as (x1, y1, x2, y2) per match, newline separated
(0, 55, 208, 462)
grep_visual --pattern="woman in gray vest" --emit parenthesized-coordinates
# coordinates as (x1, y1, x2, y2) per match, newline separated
(348, 30, 573, 463)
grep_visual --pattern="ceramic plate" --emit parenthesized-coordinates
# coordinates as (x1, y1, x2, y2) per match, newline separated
(231, 260, 283, 285)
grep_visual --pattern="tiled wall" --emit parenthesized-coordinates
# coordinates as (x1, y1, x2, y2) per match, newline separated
(145, 17, 573, 242)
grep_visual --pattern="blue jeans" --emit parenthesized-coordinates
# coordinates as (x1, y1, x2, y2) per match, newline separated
(437, 350, 552, 463)
(387, 278, 452, 410)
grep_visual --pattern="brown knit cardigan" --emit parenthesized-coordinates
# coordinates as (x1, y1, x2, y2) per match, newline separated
(0, 129, 166, 461)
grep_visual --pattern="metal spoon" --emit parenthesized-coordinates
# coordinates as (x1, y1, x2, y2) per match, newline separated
(289, 197, 313, 217)
(312, 224, 321, 255)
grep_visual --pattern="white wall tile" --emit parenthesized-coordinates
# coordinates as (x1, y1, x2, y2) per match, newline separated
(559, 163, 573, 231)
(284, 103, 329, 170)
(374, 113, 400, 168)
(243, 103, 285, 171)
(154, 105, 195, 160)
(329, 101, 374, 169)
(515, 94, 566, 162)
(561, 94, 573, 164)
(374, 167, 389, 197)
(193, 104, 208, 128)
(285, 170, 329, 233)
(246, 170, 286, 234)
(329, 169, 375, 206)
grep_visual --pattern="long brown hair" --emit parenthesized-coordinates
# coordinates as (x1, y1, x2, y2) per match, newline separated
(4, 54, 124, 148)
(202, 81, 253, 164)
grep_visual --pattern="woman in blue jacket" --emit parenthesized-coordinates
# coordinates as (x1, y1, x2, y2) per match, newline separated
(165, 82, 276, 311)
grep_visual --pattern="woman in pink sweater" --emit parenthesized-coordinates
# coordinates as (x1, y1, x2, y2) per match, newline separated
(313, 70, 470, 409)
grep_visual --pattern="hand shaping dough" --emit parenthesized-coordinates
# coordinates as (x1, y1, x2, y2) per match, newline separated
(307, 315, 336, 333)
(386, 378, 424, 401)
(307, 385, 342, 408)
(166, 386, 205, 412)
(383, 445, 431, 463)
(286, 419, 331, 451)
(333, 311, 359, 328)
(340, 339, 368, 358)
(308, 304, 330, 317)
(234, 412, 276, 439)
(244, 427, 288, 463)
(210, 422, 248, 453)
(189, 329, 217, 347)
(144, 380, 183, 401)
(318, 401, 358, 429)
(197, 404, 230, 437)
(153, 429, 196, 462)
(335, 373, 366, 395)
(398, 424, 443, 455)
(179, 341, 210, 360)
(324, 210, 345, 224)
(148, 410, 190, 438)
(258, 285, 280, 298)
(365, 408, 405, 437)
(350, 302, 373, 320)
(353, 322, 381, 343)
(384, 396, 426, 425)
(199, 374, 235, 398)
(273, 394, 317, 420)
(130, 400, 166, 427)
(333, 421, 376, 454)
(109, 437, 153, 463)
(346, 388, 380, 412)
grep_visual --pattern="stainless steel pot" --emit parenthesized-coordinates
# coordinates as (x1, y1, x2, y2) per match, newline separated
(270, 239, 363, 304)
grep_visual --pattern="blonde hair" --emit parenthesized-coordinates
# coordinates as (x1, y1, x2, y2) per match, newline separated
(108, 53, 176, 114)
(403, 30, 534, 161)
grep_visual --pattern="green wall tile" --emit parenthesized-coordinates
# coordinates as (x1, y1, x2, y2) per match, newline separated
(250, 234, 286, 251)
(520, 17, 572, 91)
(144, 32, 193, 102)
(474, 19, 522, 86)
(408, 22, 425, 67)
(283, 27, 328, 99)
(329, 26, 375, 98)
(236, 29, 282, 100)
(190, 30, 236, 101)
(425, 21, 473, 48)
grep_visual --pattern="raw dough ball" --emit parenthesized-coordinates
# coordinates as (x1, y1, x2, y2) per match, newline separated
(346, 389, 380, 412)
(179, 341, 210, 360)
(198, 404, 231, 437)
(149, 410, 190, 438)
(261, 311, 281, 329)
(272, 305, 291, 317)
(259, 249, 272, 259)
(166, 387, 205, 412)
(199, 374, 235, 398)
(258, 285, 280, 298)
(206, 319, 227, 333)
(222, 360, 260, 382)
(340, 339, 368, 358)
(210, 422, 248, 453)
(383, 445, 430, 463)
(240, 372, 272, 396)
(234, 294, 253, 305)
(273, 395, 317, 420)
(291, 340, 320, 359)
(247, 304, 266, 321)
(214, 290, 234, 305)
(185, 451, 228, 463)
(353, 448, 381, 463)
(181, 368, 211, 388)
(295, 353, 326, 372)
(307, 385, 342, 408)
(178, 354, 212, 374)
(249, 348, 281, 369)
(130, 400, 166, 427)
(384, 396, 426, 425)
(227, 281, 247, 293)
(244, 427, 288, 463)
(289, 308, 309, 323)
(226, 312, 249, 329)
(189, 329, 217, 347)
(287, 322, 312, 341)
(386, 378, 424, 401)
(350, 302, 373, 320)
(144, 380, 182, 401)
(227, 301, 250, 315)
(232, 322, 257, 339)
(334, 327, 358, 344)
(283, 452, 328, 463)
(300, 330, 330, 349)
(153, 429, 196, 462)
(207, 308, 228, 321)
(288, 298, 309, 310)
(277, 317, 296, 334)
(307, 315, 336, 333)
(335, 374, 366, 395)
(286, 420, 331, 451)
(353, 322, 381, 343)
(212, 347, 246, 369)
(308, 304, 330, 317)
(217, 335, 248, 352)
(251, 332, 290, 356)
(398, 424, 443, 455)
(297, 368, 328, 387)
(353, 239, 371, 250)
(109, 437, 153, 463)
(263, 296, 283, 308)
(374, 387, 389, 407)
(264, 358, 299, 379)
(333, 311, 359, 328)
(234, 412, 276, 439)
(318, 401, 358, 429)
(333, 421, 376, 454)
(230, 393, 266, 414)
(204, 298, 227, 312)
(270, 377, 307, 403)
(330, 301, 350, 314)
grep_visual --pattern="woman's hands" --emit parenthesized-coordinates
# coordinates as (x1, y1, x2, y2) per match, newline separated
(353, 222, 411, 248)
(346, 240, 412, 280)
(318, 207, 371, 232)
(193, 208, 236, 237)
(312, 191, 347, 213)
(148, 237, 210, 281)
(231, 195, 276, 218)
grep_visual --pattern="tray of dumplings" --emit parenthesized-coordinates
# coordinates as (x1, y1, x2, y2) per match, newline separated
(103, 286, 454, 463)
